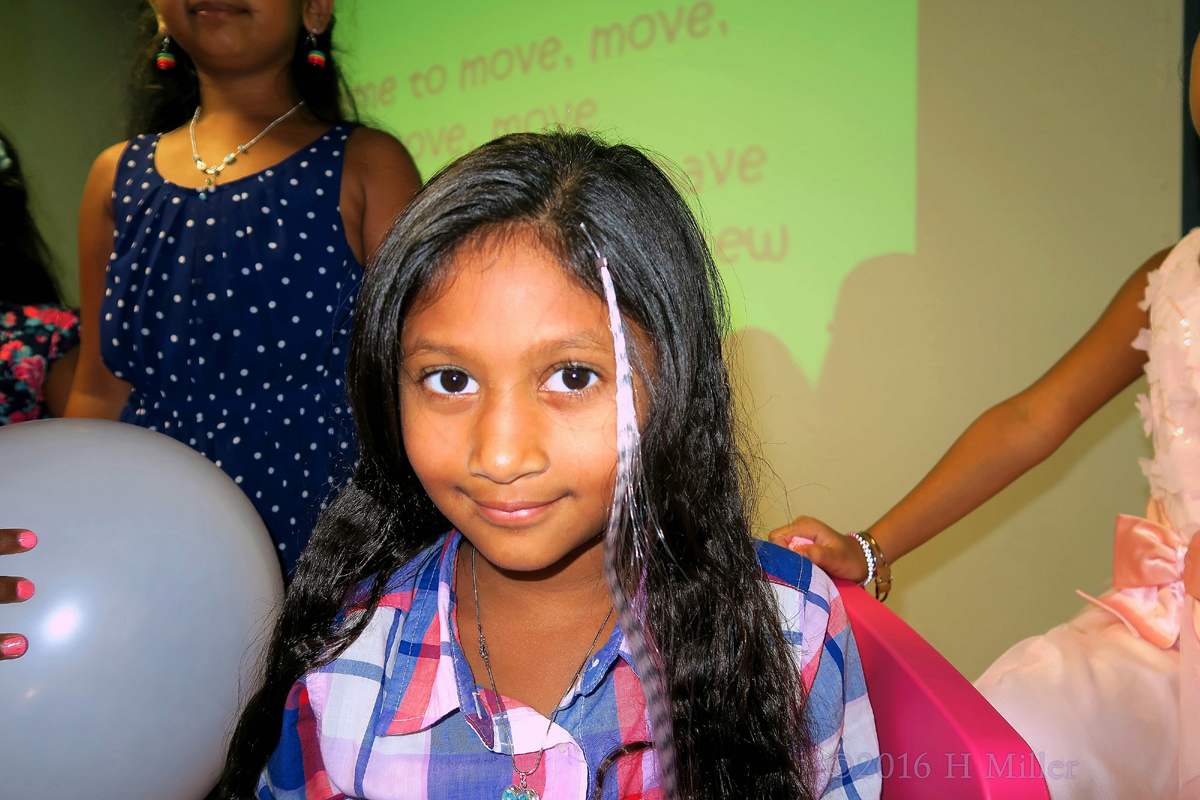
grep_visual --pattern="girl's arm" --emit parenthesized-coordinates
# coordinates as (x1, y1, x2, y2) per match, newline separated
(773, 247, 1169, 582)
(341, 128, 421, 265)
(63, 144, 132, 420)
(43, 346, 79, 417)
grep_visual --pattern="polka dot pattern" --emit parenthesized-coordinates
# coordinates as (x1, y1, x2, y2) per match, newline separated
(99, 127, 361, 576)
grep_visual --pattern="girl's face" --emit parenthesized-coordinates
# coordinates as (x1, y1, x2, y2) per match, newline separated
(155, 0, 329, 74)
(400, 234, 623, 575)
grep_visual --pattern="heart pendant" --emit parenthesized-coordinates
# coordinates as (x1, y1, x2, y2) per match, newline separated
(501, 786, 538, 800)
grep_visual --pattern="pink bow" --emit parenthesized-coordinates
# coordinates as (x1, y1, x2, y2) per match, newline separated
(1080, 500, 1200, 798)
(1080, 500, 1192, 648)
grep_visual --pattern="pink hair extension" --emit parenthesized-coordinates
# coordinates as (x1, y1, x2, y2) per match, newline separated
(584, 223, 679, 800)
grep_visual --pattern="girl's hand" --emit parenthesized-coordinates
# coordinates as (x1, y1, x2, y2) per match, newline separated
(769, 516, 870, 584)
(0, 528, 37, 660)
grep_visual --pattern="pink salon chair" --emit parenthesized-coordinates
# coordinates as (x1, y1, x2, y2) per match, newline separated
(834, 580, 1052, 799)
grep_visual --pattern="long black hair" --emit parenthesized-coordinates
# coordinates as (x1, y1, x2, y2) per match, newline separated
(0, 129, 63, 305)
(126, 2, 356, 137)
(219, 130, 816, 800)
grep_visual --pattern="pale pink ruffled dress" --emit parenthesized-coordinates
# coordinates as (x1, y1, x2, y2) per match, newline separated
(975, 229, 1200, 800)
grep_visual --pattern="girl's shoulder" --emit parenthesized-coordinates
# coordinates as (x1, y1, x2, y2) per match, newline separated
(339, 533, 452, 621)
(95, 139, 132, 168)
(0, 303, 79, 335)
(342, 126, 422, 211)
(1144, 227, 1200, 311)
(754, 539, 849, 645)
(343, 126, 421, 186)
(755, 539, 841, 602)
(82, 140, 133, 213)
(758, 541, 880, 797)
(0, 303, 80, 362)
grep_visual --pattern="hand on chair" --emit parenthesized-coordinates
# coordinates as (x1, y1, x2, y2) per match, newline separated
(769, 516, 870, 584)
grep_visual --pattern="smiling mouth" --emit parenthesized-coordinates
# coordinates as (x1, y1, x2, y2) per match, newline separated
(189, 1, 248, 18)
(473, 496, 564, 525)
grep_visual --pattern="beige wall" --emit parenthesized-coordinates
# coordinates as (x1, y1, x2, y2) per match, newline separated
(2, 0, 1184, 679)
(743, 0, 1183, 679)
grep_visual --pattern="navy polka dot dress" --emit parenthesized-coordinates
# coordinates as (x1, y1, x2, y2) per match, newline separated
(101, 125, 361, 576)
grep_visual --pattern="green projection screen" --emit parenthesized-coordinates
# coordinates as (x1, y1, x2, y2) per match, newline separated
(342, 1, 917, 380)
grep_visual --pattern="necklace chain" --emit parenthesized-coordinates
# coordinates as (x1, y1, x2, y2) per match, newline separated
(188, 101, 305, 198)
(471, 546, 613, 799)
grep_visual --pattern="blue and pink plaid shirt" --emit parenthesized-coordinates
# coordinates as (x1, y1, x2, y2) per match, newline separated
(258, 533, 881, 799)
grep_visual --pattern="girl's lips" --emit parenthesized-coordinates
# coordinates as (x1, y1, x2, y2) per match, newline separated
(190, 1, 248, 18)
(474, 497, 563, 525)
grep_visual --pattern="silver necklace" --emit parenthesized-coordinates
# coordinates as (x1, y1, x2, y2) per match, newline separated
(471, 546, 613, 800)
(189, 101, 305, 199)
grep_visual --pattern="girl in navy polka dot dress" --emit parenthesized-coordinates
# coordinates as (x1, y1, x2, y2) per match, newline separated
(66, 0, 420, 576)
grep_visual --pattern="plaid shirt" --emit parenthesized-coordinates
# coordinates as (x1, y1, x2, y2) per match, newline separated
(259, 533, 881, 799)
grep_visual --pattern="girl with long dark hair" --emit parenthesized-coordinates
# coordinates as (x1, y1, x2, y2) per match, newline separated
(0, 128, 78, 663)
(0, 128, 81, 426)
(65, 0, 420, 575)
(217, 131, 880, 800)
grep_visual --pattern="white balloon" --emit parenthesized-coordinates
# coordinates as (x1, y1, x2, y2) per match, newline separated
(0, 419, 283, 799)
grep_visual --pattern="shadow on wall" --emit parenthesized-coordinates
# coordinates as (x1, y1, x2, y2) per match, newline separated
(732, 246, 1150, 678)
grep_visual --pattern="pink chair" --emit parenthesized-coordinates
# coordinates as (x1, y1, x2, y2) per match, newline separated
(834, 579, 1052, 799)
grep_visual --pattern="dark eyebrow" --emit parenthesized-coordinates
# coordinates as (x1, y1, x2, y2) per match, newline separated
(401, 331, 612, 362)
(400, 338, 461, 360)
(536, 331, 612, 355)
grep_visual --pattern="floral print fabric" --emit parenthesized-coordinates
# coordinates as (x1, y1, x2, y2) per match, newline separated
(0, 302, 80, 425)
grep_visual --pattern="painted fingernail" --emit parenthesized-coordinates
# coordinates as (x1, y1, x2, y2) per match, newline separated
(15, 580, 34, 601)
(16, 530, 37, 549)
(1, 635, 27, 658)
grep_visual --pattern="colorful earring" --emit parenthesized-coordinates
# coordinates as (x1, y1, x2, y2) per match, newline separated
(306, 30, 326, 68)
(156, 36, 176, 70)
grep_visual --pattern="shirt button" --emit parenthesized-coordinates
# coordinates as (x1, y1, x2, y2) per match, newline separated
(192, 278, 204, 286)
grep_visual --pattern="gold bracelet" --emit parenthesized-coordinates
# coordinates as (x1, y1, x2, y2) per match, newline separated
(855, 530, 892, 602)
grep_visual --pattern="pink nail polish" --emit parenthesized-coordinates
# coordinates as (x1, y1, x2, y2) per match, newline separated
(16, 530, 36, 549)
(1, 635, 27, 658)
(15, 580, 34, 601)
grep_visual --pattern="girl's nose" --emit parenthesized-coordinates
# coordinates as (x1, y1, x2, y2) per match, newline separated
(466, 389, 549, 484)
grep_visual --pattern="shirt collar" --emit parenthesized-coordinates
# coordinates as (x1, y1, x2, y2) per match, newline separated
(375, 531, 638, 750)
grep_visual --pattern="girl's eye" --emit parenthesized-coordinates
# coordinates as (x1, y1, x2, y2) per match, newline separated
(544, 366, 598, 393)
(423, 369, 478, 395)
